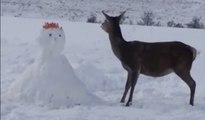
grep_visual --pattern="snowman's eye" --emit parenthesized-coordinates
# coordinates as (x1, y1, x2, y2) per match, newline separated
(59, 34, 62, 37)
(49, 33, 52, 37)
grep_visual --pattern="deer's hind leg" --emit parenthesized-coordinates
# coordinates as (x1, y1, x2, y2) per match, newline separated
(174, 63, 196, 106)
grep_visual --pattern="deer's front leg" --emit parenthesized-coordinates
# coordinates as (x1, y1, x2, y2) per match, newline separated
(120, 72, 132, 103)
(126, 70, 140, 106)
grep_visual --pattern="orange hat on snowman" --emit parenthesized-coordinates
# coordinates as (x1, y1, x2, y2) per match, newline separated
(43, 22, 62, 29)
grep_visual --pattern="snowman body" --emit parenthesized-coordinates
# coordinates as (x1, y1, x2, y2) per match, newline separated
(8, 23, 100, 108)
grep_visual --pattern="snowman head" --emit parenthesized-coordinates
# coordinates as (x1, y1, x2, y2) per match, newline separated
(38, 22, 66, 55)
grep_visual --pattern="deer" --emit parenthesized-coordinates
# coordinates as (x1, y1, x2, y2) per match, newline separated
(101, 11, 197, 106)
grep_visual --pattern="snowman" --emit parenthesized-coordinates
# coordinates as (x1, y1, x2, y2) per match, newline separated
(7, 22, 101, 108)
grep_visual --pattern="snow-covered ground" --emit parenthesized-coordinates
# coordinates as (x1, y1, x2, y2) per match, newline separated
(1, 0, 205, 25)
(1, 16, 205, 120)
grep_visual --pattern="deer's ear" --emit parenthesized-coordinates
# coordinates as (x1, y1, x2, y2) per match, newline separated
(102, 11, 110, 20)
(118, 11, 126, 20)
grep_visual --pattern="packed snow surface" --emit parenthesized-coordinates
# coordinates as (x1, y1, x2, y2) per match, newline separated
(1, 16, 205, 120)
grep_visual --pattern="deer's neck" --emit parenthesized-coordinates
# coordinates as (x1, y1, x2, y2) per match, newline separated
(108, 26, 126, 60)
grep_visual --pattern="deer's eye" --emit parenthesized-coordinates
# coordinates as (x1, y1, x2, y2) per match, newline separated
(49, 33, 52, 37)
(59, 34, 62, 37)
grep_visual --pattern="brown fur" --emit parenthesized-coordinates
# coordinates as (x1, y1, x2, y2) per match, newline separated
(101, 11, 197, 106)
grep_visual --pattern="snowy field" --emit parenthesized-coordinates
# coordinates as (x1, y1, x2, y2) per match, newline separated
(1, 16, 205, 120)
(1, 0, 205, 25)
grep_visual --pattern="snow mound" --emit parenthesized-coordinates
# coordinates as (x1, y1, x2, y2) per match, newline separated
(7, 55, 101, 108)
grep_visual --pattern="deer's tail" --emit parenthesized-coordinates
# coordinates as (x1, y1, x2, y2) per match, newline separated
(190, 46, 197, 61)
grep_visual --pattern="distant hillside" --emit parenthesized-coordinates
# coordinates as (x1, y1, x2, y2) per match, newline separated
(1, 0, 205, 26)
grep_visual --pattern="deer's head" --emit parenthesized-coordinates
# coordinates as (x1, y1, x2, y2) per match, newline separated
(101, 11, 126, 34)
